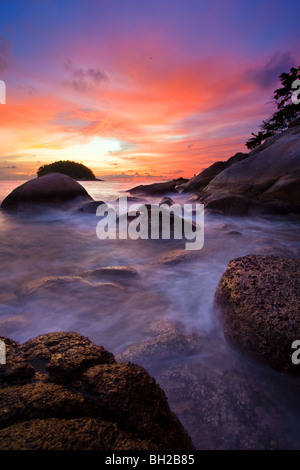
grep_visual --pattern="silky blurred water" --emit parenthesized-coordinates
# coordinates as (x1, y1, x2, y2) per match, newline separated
(1, 178, 300, 449)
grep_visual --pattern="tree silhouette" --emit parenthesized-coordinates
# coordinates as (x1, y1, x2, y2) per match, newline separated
(246, 66, 300, 150)
(37, 160, 96, 180)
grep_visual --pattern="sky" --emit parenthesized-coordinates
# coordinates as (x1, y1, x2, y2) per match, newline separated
(0, 0, 299, 181)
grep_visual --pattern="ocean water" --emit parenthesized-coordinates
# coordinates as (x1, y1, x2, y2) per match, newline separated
(1, 178, 300, 449)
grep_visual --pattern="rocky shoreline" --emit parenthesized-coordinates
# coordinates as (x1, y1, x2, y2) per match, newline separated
(0, 124, 300, 449)
(129, 121, 300, 217)
(0, 250, 299, 449)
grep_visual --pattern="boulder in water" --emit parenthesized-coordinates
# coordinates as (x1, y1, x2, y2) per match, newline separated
(1, 173, 93, 211)
(214, 254, 300, 375)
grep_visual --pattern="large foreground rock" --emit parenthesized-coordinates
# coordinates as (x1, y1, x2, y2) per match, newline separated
(214, 255, 300, 375)
(1, 173, 92, 211)
(0, 332, 194, 450)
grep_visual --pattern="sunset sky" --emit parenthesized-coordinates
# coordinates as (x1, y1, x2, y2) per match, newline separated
(0, 0, 299, 181)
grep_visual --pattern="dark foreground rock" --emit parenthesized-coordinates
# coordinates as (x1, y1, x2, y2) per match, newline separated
(0, 332, 194, 450)
(214, 255, 300, 375)
(1, 173, 92, 211)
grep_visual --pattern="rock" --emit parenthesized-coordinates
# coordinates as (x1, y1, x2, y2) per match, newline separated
(20, 266, 140, 298)
(1, 173, 93, 211)
(118, 203, 199, 241)
(159, 197, 175, 206)
(117, 321, 300, 449)
(150, 249, 197, 265)
(201, 126, 300, 214)
(0, 418, 153, 450)
(79, 201, 106, 213)
(81, 266, 140, 283)
(117, 320, 203, 369)
(179, 153, 249, 193)
(288, 117, 300, 128)
(20, 275, 125, 297)
(214, 255, 300, 375)
(120, 196, 148, 203)
(37, 161, 98, 180)
(0, 332, 194, 450)
(180, 161, 227, 193)
(156, 347, 300, 450)
(128, 178, 188, 196)
(225, 231, 242, 236)
(205, 195, 267, 216)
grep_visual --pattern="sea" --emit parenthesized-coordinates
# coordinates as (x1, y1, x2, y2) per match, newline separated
(0, 178, 300, 449)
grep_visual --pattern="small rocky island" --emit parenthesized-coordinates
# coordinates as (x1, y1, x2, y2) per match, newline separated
(37, 160, 102, 181)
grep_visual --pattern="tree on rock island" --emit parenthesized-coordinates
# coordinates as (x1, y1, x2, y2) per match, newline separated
(37, 160, 97, 180)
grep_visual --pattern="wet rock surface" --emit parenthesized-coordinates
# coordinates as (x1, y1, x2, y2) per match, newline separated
(118, 324, 300, 450)
(156, 347, 300, 450)
(0, 332, 194, 450)
(117, 320, 204, 369)
(214, 254, 300, 375)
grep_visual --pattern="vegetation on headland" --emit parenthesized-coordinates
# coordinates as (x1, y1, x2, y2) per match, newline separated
(37, 160, 100, 180)
(246, 66, 300, 150)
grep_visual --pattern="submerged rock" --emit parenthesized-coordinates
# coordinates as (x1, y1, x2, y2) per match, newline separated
(1, 173, 92, 212)
(150, 249, 197, 265)
(116, 320, 300, 450)
(156, 347, 300, 450)
(20, 275, 126, 297)
(117, 320, 203, 369)
(214, 254, 300, 375)
(117, 203, 199, 242)
(81, 266, 140, 282)
(0, 332, 194, 450)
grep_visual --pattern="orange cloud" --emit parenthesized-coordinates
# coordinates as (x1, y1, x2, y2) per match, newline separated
(0, 32, 275, 181)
